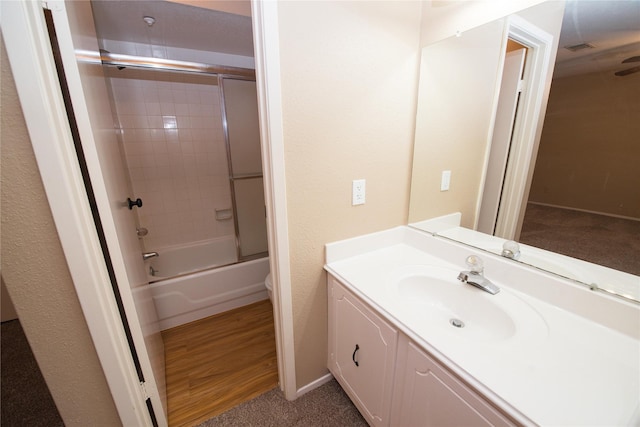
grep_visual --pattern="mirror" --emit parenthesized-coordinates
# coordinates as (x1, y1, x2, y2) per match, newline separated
(408, 1, 640, 302)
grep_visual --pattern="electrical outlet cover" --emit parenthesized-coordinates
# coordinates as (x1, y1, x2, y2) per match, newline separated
(352, 179, 366, 205)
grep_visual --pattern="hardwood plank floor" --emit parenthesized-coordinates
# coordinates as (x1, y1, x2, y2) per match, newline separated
(162, 300, 278, 427)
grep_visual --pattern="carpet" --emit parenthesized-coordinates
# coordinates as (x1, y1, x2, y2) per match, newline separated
(197, 379, 368, 427)
(1, 320, 64, 427)
(520, 203, 640, 276)
(1, 316, 366, 427)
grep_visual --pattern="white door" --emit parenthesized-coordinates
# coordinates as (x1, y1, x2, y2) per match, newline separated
(48, 1, 167, 424)
(477, 48, 526, 235)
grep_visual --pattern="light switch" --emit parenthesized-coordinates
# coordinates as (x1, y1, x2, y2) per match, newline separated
(441, 170, 451, 191)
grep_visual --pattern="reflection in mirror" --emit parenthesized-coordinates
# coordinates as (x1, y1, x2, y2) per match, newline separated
(408, 1, 640, 302)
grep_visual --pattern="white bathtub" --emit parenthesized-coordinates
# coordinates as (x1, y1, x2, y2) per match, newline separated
(147, 236, 238, 281)
(147, 237, 269, 330)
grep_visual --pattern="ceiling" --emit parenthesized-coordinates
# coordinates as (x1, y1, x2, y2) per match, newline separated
(90, 0, 254, 57)
(553, 0, 640, 78)
(90, 0, 638, 77)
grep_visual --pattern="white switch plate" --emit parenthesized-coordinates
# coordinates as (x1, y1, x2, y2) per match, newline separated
(352, 179, 366, 205)
(441, 170, 451, 191)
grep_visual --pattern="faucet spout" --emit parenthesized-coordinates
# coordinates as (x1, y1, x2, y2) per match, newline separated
(457, 271, 500, 295)
(142, 251, 159, 261)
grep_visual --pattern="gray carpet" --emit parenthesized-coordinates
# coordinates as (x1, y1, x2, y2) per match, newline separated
(197, 379, 368, 427)
(519, 203, 640, 275)
(1, 320, 64, 427)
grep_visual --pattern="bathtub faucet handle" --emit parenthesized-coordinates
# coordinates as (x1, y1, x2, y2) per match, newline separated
(142, 252, 159, 261)
(127, 197, 143, 210)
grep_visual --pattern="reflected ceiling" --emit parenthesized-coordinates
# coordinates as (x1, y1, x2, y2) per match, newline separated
(554, 0, 640, 78)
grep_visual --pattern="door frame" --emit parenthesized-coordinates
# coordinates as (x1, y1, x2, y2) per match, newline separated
(251, 0, 297, 400)
(2, 0, 300, 422)
(490, 15, 555, 240)
(2, 1, 154, 424)
(477, 47, 527, 235)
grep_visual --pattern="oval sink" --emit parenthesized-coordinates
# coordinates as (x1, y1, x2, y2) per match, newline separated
(388, 265, 548, 345)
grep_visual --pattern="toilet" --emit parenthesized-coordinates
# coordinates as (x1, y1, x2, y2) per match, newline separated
(265, 273, 273, 302)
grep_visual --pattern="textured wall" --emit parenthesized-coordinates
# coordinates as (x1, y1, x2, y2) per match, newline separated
(1, 36, 121, 426)
(529, 70, 640, 218)
(276, 1, 422, 389)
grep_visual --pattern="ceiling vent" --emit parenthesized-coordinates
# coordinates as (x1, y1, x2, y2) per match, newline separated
(564, 42, 595, 52)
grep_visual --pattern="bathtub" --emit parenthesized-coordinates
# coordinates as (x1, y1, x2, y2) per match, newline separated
(146, 236, 239, 281)
(146, 237, 270, 330)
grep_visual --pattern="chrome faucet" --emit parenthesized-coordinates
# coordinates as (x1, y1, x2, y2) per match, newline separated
(457, 255, 500, 295)
(142, 252, 159, 261)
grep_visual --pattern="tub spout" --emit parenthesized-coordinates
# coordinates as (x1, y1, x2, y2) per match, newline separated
(142, 252, 159, 261)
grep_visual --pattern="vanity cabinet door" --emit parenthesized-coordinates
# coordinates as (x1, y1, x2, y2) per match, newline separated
(392, 336, 515, 427)
(328, 276, 397, 427)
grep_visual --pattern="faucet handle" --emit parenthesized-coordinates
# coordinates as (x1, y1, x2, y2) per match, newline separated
(502, 240, 521, 260)
(465, 255, 484, 274)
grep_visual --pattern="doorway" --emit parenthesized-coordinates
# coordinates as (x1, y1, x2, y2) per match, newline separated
(90, 1, 277, 424)
(479, 15, 556, 241)
(477, 38, 528, 236)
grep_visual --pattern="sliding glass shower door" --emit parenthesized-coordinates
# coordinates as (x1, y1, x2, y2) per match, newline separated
(219, 77, 268, 260)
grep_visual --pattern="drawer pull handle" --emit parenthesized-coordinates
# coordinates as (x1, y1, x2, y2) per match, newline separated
(352, 344, 360, 367)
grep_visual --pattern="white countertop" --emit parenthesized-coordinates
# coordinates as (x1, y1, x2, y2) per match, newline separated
(325, 226, 640, 426)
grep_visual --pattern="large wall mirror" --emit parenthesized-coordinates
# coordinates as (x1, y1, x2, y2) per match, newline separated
(408, 0, 640, 302)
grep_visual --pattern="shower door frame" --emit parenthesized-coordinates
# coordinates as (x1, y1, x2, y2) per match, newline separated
(218, 75, 269, 263)
(100, 53, 268, 264)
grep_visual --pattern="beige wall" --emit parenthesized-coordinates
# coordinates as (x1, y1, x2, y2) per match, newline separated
(1, 36, 121, 426)
(529, 70, 640, 218)
(419, 0, 546, 46)
(276, 1, 422, 388)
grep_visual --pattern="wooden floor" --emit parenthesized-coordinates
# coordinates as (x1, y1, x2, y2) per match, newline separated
(162, 300, 279, 427)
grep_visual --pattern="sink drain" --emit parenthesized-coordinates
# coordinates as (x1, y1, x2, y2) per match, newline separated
(450, 318, 465, 328)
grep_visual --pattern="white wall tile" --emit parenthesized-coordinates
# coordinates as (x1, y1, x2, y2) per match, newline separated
(108, 74, 233, 250)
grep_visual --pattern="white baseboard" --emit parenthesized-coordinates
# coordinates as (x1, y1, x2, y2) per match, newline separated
(296, 372, 334, 398)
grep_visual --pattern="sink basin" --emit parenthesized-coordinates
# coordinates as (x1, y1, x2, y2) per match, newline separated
(387, 265, 548, 344)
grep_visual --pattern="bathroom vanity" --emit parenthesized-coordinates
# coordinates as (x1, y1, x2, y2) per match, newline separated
(325, 226, 640, 426)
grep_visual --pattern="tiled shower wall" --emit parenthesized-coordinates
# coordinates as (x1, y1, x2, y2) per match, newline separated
(106, 68, 234, 250)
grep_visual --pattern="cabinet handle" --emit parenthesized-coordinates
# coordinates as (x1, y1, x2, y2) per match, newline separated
(352, 344, 359, 367)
